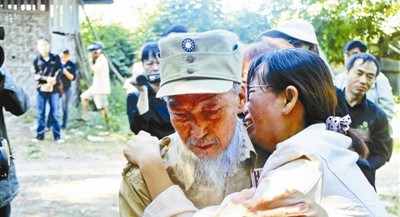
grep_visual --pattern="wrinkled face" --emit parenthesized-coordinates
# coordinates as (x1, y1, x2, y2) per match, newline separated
(37, 39, 50, 57)
(142, 56, 160, 74)
(344, 47, 362, 63)
(245, 73, 285, 152)
(167, 91, 238, 158)
(345, 59, 377, 98)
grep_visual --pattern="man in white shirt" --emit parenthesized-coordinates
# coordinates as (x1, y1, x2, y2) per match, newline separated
(79, 41, 111, 126)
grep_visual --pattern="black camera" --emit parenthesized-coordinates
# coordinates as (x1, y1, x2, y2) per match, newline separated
(130, 73, 161, 86)
(0, 138, 10, 180)
(0, 25, 5, 67)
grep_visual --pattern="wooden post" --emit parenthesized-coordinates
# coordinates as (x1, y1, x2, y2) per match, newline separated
(3, 0, 8, 9)
(36, 0, 41, 11)
(74, 32, 92, 85)
(16, 0, 21, 10)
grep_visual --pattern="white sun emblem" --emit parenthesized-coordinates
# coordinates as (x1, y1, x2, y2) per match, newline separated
(182, 38, 195, 52)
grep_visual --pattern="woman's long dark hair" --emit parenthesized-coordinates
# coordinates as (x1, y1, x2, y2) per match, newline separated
(247, 49, 368, 157)
(248, 49, 336, 127)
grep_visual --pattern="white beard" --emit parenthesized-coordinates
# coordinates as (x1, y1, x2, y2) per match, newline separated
(169, 125, 243, 207)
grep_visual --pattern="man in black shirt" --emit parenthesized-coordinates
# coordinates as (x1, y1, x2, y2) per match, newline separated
(46, 49, 76, 130)
(339, 53, 393, 188)
(32, 38, 63, 143)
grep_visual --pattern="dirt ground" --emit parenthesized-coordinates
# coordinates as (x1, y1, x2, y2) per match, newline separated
(6, 113, 127, 217)
(4, 113, 400, 217)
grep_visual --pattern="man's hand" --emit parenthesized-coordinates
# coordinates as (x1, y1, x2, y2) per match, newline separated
(123, 131, 160, 167)
(46, 76, 56, 85)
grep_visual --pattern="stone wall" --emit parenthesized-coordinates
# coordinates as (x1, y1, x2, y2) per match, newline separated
(1, 10, 50, 108)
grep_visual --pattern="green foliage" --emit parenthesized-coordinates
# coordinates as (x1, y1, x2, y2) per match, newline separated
(107, 81, 129, 132)
(80, 0, 400, 74)
(155, 0, 225, 32)
(121, 0, 274, 61)
(124, 0, 228, 62)
(80, 20, 135, 77)
(68, 80, 130, 134)
(265, 0, 400, 64)
(223, 9, 271, 44)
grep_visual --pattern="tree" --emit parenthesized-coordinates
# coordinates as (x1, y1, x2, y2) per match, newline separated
(128, 0, 272, 52)
(223, 9, 271, 44)
(80, 20, 135, 77)
(265, 0, 400, 65)
(81, 0, 400, 68)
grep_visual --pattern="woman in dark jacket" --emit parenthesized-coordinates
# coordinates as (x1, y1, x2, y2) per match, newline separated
(127, 42, 174, 139)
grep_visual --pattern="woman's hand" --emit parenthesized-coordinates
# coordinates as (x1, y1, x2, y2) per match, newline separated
(123, 131, 160, 167)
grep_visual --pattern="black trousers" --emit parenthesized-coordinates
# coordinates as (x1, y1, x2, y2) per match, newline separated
(0, 203, 11, 217)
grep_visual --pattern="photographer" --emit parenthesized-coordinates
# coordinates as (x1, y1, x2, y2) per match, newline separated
(32, 37, 63, 143)
(0, 65, 30, 216)
(127, 42, 174, 139)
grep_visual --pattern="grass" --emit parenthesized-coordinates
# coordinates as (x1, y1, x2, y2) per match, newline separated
(17, 80, 133, 159)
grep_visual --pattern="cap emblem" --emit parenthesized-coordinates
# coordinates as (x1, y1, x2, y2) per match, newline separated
(182, 38, 196, 52)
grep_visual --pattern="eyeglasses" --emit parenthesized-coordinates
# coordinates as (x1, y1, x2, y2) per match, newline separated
(247, 84, 275, 90)
(247, 84, 277, 99)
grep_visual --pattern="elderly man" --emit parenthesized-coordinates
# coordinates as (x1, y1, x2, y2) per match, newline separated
(338, 53, 393, 188)
(119, 30, 290, 217)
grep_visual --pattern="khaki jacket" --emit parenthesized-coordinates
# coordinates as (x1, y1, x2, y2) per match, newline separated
(119, 123, 260, 217)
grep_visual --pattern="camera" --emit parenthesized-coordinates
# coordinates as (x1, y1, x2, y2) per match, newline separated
(130, 73, 161, 86)
(0, 25, 5, 67)
(0, 138, 10, 180)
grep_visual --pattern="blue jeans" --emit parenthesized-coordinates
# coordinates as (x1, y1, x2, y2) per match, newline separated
(36, 91, 61, 140)
(47, 88, 72, 129)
